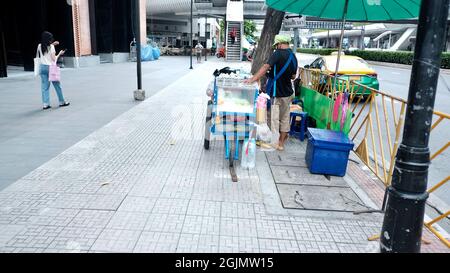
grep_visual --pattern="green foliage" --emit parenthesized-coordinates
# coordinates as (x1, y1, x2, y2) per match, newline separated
(297, 48, 339, 55)
(219, 20, 225, 42)
(297, 48, 450, 69)
(441, 52, 450, 69)
(244, 20, 257, 38)
(348, 50, 415, 65)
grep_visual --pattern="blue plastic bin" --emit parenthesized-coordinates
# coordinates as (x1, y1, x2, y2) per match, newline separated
(305, 128, 354, 177)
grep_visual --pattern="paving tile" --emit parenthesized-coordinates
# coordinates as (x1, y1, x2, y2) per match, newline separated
(291, 221, 334, 242)
(133, 231, 180, 253)
(186, 200, 221, 217)
(197, 234, 220, 253)
(28, 208, 79, 227)
(106, 212, 150, 231)
(255, 219, 296, 240)
(46, 226, 103, 252)
(144, 213, 185, 233)
(0, 225, 26, 248)
(182, 215, 220, 236)
(152, 198, 189, 215)
(176, 233, 200, 253)
(68, 210, 114, 229)
(91, 229, 142, 253)
(219, 236, 259, 253)
(337, 242, 379, 253)
(4, 225, 63, 249)
(117, 196, 157, 213)
(221, 202, 255, 219)
(259, 239, 300, 253)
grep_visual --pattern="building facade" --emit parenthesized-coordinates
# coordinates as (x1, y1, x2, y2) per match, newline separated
(0, 0, 147, 78)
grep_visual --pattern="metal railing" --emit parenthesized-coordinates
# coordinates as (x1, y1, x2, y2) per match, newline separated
(299, 68, 450, 247)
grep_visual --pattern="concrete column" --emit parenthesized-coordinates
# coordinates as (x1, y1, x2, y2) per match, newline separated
(72, 0, 92, 57)
(140, 0, 147, 45)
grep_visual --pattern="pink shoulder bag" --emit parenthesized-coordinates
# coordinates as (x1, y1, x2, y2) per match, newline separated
(49, 61, 61, 82)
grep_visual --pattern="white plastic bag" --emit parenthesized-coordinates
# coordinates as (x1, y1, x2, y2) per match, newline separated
(256, 123, 272, 143)
(241, 138, 256, 169)
(206, 80, 215, 97)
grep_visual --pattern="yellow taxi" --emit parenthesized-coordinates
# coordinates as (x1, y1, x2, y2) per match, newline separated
(305, 54, 379, 96)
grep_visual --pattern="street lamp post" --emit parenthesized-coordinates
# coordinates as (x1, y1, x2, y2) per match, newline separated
(133, 0, 145, 101)
(205, 14, 208, 62)
(380, 0, 449, 253)
(190, 0, 193, 69)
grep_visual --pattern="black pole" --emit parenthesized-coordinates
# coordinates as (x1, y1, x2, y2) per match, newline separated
(190, 0, 193, 69)
(380, 0, 449, 253)
(135, 0, 142, 90)
(88, 0, 98, 56)
(205, 14, 208, 62)
(0, 18, 7, 78)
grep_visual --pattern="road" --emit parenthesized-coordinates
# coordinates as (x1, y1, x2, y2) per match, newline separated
(297, 53, 450, 207)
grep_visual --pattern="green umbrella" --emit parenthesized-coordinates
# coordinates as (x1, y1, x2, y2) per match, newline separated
(266, 0, 422, 128)
(266, 0, 422, 21)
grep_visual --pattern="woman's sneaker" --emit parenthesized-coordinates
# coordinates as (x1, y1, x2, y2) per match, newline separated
(43, 105, 52, 110)
(59, 102, 70, 107)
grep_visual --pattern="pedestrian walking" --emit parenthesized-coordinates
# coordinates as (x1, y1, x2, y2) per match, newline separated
(36, 31, 70, 110)
(211, 40, 217, 56)
(244, 35, 298, 151)
(230, 28, 237, 44)
(195, 42, 204, 63)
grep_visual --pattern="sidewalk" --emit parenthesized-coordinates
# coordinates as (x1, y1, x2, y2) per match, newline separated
(0, 56, 192, 191)
(0, 59, 447, 253)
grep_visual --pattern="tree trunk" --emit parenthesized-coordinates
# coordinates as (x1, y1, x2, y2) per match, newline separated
(251, 7, 285, 90)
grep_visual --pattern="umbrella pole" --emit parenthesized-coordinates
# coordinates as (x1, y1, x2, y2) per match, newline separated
(327, 0, 349, 130)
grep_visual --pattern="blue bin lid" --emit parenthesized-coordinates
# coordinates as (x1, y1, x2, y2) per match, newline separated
(307, 128, 354, 149)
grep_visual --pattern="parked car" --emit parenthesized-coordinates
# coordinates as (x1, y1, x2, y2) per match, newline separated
(304, 55, 379, 96)
(161, 45, 183, 56)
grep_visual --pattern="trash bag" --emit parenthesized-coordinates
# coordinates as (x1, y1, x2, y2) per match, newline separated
(152, 46, 161, 60)
(141, 45, 154, 61)
(256, 123, 272, 143)
(241, 138, 256, 169)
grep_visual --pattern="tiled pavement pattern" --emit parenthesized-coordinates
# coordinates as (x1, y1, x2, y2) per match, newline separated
(0, 60, 448, 253)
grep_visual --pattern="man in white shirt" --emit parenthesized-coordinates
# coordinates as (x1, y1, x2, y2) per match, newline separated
(195, 43, 204, 63)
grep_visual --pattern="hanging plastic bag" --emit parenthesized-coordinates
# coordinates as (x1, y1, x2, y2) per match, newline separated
(241, 138, 256, 169)
(340, 92, 350, 131)
(256, 123, 272, 143)
(256, 93, 270, 124)
(332, 93, 343, 122)
(206, 80, 215, 97)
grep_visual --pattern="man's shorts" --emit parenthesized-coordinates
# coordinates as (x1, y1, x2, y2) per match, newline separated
(272, 96, 292, 133)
